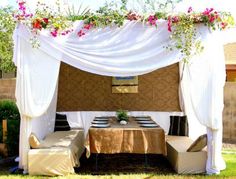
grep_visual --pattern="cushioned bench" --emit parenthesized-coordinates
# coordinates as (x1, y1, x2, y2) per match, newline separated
(166, 135, 207, 174)
(28, 129, 84, 176)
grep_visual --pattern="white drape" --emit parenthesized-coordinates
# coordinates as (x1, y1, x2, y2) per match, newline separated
(14, 28, 60, 170)
(13, 20, 234, 174)
(179, 28, 228, 173)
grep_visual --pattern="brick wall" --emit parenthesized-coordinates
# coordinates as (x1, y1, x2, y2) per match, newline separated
(224, 43, 236, 64)
(223, 82, 236, 143)
(0, 79, 16, 100)
(1, 78, 235, 143)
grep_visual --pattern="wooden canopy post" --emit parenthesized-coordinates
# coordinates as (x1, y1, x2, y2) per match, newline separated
(0, 119, 8, 157)
(2, 119, 7, 143)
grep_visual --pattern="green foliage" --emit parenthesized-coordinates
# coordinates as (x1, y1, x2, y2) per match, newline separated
(0, 100, 20, 122)
(116, 109, 129, 122)
(221, 153, 236, 177)
(168, 15, 204, 63)
(120, 0, 128, 11)
(0, 6, 16, 73)
(134, 0, 182, 14)
(0, 100, 20, 156)
(66, 1, 90, 21)
(6, 120, 20, 156)
(90, 1, 126, 27)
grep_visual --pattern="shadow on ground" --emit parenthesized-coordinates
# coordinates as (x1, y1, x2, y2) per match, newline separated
(0, 153, 174, 175)
(76, 153, 175, 175)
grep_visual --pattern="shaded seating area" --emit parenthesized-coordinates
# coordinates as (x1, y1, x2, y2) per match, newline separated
(12, 1, 236, 175)
(28, 130, 84, 176)
(25, 111, 209, 176)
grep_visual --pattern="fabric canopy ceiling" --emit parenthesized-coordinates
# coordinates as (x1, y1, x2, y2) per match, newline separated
(13, 19, 236, 174)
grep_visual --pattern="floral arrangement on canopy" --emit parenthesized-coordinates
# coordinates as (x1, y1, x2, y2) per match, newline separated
(14, 0, 235, 62)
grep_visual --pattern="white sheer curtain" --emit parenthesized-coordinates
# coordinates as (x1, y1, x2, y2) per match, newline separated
(13, 20, 234, 173)
(179, 29, 227, 173)
(14, 29, 60, 170)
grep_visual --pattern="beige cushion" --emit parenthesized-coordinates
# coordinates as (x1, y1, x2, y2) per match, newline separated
(187, 134, 207, 152)
(166, 135, 207, 174)
(28, 130, 85, 176)
(29, 133, 41, 149)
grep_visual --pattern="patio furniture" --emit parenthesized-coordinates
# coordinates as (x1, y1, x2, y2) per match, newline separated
(85, 116, 166, 157)
(28, 129, 84, 176)
(166, 135, 207, 174)
(85, 116, 166, 169)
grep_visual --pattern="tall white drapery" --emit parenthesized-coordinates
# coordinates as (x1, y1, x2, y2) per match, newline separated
(13, 20, 234, 174)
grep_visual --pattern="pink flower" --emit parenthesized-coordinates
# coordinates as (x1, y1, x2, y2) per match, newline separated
(202, 8, 214, 16)
(18, 1, 25, 7)
(221, 22, 227, 29)
(172, 16, 179, 23)
(19, 6, 26, 11)
(83, 23, 93, 30)
(209, 16, 216, 23)
(77, 30, 85, 37)
(148, 15, 157, 26)
(25, 13, 33, 18)
(187, 7, 192, 13)
(50, 29, 58, 37)
(127, 12, 140, 21)
(18, 1, 26, 11)
(167, 17, 172, 32)
(43, 18, 49, 24)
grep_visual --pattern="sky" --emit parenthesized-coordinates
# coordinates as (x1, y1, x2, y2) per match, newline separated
(0, 0, 108, 10)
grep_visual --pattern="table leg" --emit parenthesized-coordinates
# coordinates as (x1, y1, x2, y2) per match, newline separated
(95, 153, 98, 171)
(145, 154, 148, 167)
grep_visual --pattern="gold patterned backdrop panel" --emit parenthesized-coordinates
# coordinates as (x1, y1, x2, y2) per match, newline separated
(57, 62, 181, 111)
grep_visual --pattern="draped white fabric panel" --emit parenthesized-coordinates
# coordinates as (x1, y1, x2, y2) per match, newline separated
(180, 28, 226, 130)
(207, 127, 226, 174)
(14, 29, 60, 170)
(59, 21, 182, 76)
(13, 28, 61, 118)
(18, 77, 58, 170)
(13, 20, 235, 174)
(179, 28, 228, 173)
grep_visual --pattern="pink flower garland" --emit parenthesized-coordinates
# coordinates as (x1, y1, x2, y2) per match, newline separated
(148, 15, 158, 26)
(14, 1, 233, 40)
(202, 8, 219, 23)
(77, 23, 93, 37)
(14, 0, 33, 20)
(167, 16, 179, 32)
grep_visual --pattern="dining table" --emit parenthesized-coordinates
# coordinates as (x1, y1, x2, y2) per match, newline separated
(85, 116, 167, 158)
